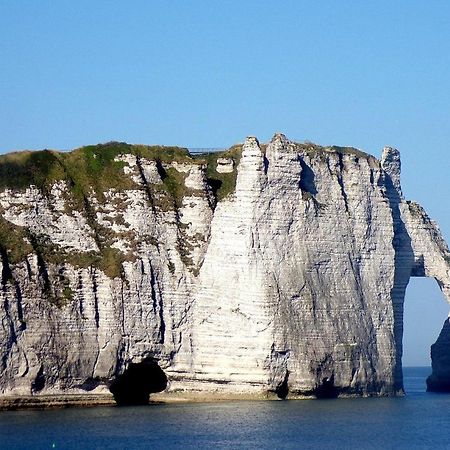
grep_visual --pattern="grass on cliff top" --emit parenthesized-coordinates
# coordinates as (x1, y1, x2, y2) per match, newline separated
(0, 139, 385, 294)
(0, 140, 374, 198)
(326, 145, 370, 159)
(0, 142, 246, 205)
(294, 142, 373, 159)
(194, 144, 243, 201)
(0, 142, 243, 285)
(0, 143, 193, 282)
(0, 142, 192, 196)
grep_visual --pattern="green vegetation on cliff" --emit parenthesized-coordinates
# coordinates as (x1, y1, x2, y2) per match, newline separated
(0, 142, 191, 197)
(0, 216, 33, 265)
(0, 142, 244, 293)
(0, 143, 194, 287)
(195, 144, 243, 201)
(0, 139, 377, 296)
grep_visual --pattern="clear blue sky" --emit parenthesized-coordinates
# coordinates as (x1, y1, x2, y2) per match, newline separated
(1, 1, 449, 366)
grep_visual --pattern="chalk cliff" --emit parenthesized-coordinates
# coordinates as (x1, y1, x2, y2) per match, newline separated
(0, 134, 449, 402)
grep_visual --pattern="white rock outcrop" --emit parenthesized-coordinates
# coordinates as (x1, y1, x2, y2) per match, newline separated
(0, 134, 449, 401)
(216, 157, 234, 173)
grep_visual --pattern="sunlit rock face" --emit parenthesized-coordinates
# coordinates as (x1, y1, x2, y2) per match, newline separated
(0, 135, 448, 400)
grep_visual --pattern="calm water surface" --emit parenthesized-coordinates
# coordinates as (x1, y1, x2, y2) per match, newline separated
(1, 367, 449, 449)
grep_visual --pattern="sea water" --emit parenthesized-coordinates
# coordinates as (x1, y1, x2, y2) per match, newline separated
(1, 367, 449, 449)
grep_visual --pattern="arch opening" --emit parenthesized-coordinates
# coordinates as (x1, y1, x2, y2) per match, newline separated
(109, 358, 167, 406)
(403, 277, 449, 393)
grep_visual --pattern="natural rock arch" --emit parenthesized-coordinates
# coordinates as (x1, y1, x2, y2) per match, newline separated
(402, 274, 450, 392)
(399, 210, 450, 392)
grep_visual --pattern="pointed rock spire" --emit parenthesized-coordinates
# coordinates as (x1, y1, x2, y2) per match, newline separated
(381, 146, 402, 198)
(270, 132, 289, 145)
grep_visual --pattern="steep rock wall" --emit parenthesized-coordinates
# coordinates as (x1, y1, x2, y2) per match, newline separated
(0, 134, 449, 399)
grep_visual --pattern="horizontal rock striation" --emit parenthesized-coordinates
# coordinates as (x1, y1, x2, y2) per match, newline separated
(0, 134, 449, 401)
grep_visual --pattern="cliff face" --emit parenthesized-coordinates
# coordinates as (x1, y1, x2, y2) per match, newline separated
(0, 134, 449, 400)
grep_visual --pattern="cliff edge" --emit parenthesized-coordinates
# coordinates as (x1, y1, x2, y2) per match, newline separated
(0, 133, 449, 404)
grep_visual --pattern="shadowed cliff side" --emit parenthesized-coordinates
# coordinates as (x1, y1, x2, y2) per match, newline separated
(427, 319, 450, 392)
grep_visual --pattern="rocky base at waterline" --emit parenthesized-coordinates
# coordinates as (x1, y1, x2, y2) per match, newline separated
(427, 318, 450, 392)
(0, 394, 116, 411)
(0, 133, 449, 405)
(0, 388, 403, 411)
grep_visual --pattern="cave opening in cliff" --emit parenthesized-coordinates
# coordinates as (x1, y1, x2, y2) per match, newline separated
(403, 277, 449, 392)
(275, 372, 289, 399)
(313, 376, 339, 399)
(109, 358, 168, 406)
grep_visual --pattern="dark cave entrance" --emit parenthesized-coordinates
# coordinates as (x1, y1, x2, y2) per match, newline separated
(109, 358, 168, 406)
(275, 371, 289, 399)
(313, 376, 339, 399)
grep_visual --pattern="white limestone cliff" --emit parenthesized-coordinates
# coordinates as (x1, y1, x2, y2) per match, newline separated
(0, 134, 449, 402)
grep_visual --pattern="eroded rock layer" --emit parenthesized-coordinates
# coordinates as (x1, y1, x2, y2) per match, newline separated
(0, 134, 449, 399)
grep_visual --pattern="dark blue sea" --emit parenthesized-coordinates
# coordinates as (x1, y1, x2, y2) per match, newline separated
(1, 367, 449, 449)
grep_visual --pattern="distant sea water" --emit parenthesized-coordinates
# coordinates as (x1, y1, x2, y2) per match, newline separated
(1, 367, 449, 450)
